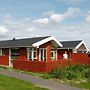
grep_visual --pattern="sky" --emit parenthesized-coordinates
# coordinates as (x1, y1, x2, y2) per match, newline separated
(0, 0, 90, 48)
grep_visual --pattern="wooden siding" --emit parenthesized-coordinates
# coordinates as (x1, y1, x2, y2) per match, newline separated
(0, 49, 9, 65)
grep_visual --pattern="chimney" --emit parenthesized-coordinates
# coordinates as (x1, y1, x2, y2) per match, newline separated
(13, 38, 15, 41)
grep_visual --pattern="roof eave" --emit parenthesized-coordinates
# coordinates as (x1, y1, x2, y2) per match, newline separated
(0, 46, 36, 48)
(57, 47, 74, 49)
(75, 41, 89, 51)
(32, 36, 63, 48)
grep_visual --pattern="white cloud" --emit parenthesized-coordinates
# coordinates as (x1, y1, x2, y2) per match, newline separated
(43, 11, 54, 16)
(0, 26, 8, 34)
(86, 15, 90, 22)
(50, 14, 64, 23)
(4, 14, 12, 23)
(26, 27, 35, 32)
(64, 7, 81, 18)
(85, 11, 90, 22)
(49, 7, 81, 23)
(66, 26, 81, 31)
(5, 19, 28, 30)
(32, 18, 49, 25)
(0, 10, 90, 48)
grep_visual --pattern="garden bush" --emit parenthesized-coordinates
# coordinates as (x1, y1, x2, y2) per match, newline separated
(50, 64, 90, 80)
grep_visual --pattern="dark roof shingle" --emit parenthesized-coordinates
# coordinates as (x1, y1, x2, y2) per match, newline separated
(60, 40, 82, 49)
(0, 36, 50, 48)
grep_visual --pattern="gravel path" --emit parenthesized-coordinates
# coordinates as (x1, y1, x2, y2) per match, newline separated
(0, 70, 83, 90)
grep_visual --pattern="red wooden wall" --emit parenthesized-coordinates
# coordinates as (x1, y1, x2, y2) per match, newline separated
(0, 49, 9, 65)
(72, 53, 90, 64)
(19, 48, 27, 60)
(40, 41, 51, 61)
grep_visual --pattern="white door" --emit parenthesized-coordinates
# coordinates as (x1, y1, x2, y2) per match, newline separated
(39, 48, 46, 61)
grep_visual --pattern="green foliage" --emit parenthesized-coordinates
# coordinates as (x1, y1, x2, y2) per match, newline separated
(41, 73, 50, 79)
(50, 64, 90, 89)
(50, 65, 90, 80)
(0, 66, 7, 69)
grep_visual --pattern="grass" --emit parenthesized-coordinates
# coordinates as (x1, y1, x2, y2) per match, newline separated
(0, 65, 90, 89)
(79, 81, 90, 89)
(0, 74, 49, 90)
(62, 79, 90, 90)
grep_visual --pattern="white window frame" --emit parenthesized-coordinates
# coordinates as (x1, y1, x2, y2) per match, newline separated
(73, 49, 77, 53)
(51, 49, 57, 60)
(0, 49, 2, 55)
(10, 48, 20, 60)
(28, 48, 37, 61)
(39, 48, 47, 61)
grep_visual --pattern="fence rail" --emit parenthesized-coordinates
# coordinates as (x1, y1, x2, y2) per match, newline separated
(13, 53, 90, 72)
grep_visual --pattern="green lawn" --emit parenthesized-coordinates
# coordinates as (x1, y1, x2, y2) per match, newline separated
(0, 74, 49, 90)
(79, 81, 90, 89)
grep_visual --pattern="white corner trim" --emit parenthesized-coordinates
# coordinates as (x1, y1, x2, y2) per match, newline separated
(32, 36, 63, 48)
(75, 41, 89, 51)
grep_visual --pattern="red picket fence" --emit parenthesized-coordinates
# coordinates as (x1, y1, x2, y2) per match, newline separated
(72, 53, 90, 64)
(13, 60, 70, 72)
(13, 54, 90, 72)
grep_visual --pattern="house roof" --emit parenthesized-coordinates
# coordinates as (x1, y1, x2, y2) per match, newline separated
(0, 36, 62, 48)
(60, 40, 82, 49)
(0, 36, 50, 48)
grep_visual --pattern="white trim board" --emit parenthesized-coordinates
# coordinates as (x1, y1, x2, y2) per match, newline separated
(33, 36, 63, 48)
(75, 41, 89, 51)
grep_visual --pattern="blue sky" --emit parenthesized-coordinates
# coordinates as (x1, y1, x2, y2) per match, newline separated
(0, 0, 90, 48)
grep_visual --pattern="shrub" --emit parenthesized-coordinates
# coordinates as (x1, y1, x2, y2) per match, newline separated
(41, 73, 50, 79)
(0, 66, 7, 69)
(84, 68, 90, 79)
(50, 64, 90, 80)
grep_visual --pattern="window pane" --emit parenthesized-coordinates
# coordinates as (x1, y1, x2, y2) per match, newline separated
(51, 49, 57, 60)
(0, 49, 2, 55)
(29, 51, 32, 60)
(51, 52, 53, 57)
(41, 49, 43, 61)
(44, 49, 46, 61)
(11, 48, 20, 60)
(40, 49, 46, 61)
(33, 52, 37, 58)
(77, 51, 82, 53)
(2, 48, 6, 55)
(28, 48, 37, 61)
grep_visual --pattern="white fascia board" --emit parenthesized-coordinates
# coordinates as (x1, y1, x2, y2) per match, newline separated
(75, 41, 89, 51)
(32, 36, 63, 48)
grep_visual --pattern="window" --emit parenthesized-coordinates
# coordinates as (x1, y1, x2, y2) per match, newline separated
(2, 48, 6, 55)
(0, 48, 6, 55)
(51, 49, 57, 60)
(77, 51, 82, 53)
(11, 48, 20, 60)
(0, 49, 2, 55)
(40, 48, 46, 61)
(77, 50, 87, 53)
(73, 49, 77, 53)
(28, 48, 37, 61)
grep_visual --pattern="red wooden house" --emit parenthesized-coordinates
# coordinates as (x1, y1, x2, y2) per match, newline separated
(0, 36, 89, 72)
(58, 40, 89, 59)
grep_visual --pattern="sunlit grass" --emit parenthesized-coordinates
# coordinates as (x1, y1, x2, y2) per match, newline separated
(0, 74, 49, 90)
